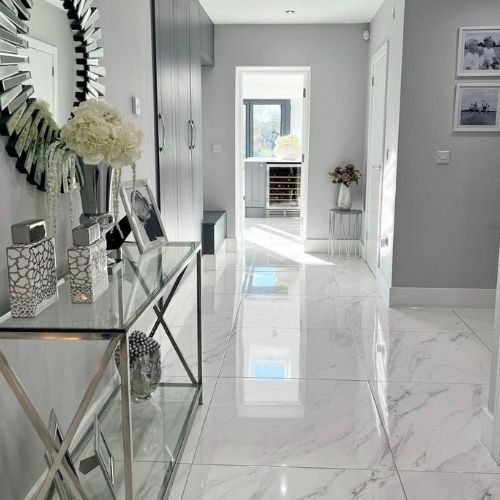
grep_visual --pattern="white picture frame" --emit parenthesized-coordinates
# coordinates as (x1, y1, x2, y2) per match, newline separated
(120, 179, 168, 254)
(454, 83, 500, 133)
(457, 26, 500, 77)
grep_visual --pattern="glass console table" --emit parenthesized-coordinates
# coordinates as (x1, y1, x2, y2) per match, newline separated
(0, 242, 203, 500)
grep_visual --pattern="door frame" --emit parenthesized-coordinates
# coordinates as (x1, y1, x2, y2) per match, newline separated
(364, 42, 389, 271)
(23, 37, 58, 122)
(234, 66, 311, 245)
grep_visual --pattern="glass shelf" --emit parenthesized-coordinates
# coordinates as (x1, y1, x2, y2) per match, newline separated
(0, 242, 200, 338)
(75, 383, 200, 500)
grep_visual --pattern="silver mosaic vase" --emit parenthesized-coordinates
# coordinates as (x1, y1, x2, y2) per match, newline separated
(76, 160, 114, 233)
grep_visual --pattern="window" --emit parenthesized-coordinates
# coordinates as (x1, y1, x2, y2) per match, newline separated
(244, 99, 291, 158)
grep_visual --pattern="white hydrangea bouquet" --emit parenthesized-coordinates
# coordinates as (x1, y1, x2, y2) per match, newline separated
(45, 99, 143, 235)
(61, 99, 143, 167)
(275, 134, 301, 161)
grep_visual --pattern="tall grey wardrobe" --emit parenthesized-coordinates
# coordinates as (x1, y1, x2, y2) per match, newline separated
(153, 0, 214, 242)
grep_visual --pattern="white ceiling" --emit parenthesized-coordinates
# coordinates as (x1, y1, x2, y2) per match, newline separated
(200, 0, 384, 25)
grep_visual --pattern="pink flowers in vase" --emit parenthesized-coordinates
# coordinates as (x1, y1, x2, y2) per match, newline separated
(328, 164, 362, 187)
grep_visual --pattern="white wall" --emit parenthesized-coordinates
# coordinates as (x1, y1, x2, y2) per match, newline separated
(0, 2, 156, 498)
(202, 24, 369, 242)
(367, 0, 406, 286)
(392, 0, 500, 291)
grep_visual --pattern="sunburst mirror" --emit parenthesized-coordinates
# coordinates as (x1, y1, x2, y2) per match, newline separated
(0, 0, 105, 191)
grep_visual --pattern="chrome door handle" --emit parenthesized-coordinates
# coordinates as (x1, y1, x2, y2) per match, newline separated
(371, 165, 382, 170)
(159, 113, 166, 152)
(188, 120, 196, 149)
(192, 121, 197, 149)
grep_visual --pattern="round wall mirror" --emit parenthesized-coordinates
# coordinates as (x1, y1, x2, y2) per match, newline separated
(0, 0, 105, 191)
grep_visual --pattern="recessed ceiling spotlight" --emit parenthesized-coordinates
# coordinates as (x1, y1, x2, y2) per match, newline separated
(285, 9, 296, 14)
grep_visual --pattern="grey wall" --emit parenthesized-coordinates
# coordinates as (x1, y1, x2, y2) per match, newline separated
(0, 1, 156, 498)
(367, 0, 405, 285)
(392, 0, 500, 289)
(202, 24, 369, 241)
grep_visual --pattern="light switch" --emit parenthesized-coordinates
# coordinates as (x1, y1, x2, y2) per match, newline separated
(131, 96, 141, 115)
(437, 151, 451, 165)
(213, 144, 222, 154)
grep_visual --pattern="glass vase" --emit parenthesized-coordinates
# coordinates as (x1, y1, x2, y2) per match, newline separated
(338, 184, 352, 210)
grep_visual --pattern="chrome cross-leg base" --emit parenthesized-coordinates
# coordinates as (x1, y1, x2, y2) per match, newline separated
(0, 335, 132, 500)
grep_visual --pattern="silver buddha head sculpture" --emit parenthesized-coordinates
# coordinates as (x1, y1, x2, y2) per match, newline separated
(116, 331, 162, 402)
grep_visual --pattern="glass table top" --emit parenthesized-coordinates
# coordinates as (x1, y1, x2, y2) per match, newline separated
(0, 242, 200, 337)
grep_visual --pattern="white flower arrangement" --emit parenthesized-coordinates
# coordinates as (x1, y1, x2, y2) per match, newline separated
(275, 135, 301, 148)
(61, 99, 143, 167)
(45, 99, 143, 237)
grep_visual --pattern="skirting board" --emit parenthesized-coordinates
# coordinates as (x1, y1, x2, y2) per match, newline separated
(304, 238, 365, 256)
(480, 407, 500, 464)
(388, 286, 495, 308)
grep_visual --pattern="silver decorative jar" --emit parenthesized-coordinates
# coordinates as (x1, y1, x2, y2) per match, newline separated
(115, 331, 162, 403)
(76, 160, 114, 233)
(7, 220, 58, 318)
(68, 224, 109, 304)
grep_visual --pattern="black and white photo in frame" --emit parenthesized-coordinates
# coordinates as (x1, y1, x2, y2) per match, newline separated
(457, 27, 500, 76)
(454, 83, 500, 132)
(121, 179, 168, 253)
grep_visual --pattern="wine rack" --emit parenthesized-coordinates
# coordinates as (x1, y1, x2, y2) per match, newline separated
(267, 165, 302, 212)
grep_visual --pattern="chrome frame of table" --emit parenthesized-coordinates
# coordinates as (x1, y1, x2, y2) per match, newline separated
(328, 209, 363, 260)
(0, 246, 203, 500)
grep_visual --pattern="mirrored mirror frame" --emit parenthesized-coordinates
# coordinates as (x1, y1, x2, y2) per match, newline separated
(0, 0, 105, 191)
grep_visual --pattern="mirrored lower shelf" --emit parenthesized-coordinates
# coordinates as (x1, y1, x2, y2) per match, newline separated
(73, 383, 200, 500)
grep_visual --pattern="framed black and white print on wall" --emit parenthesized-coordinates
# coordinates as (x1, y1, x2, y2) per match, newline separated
(121, 179, 168, 254)
(454, 83, 500, 132)
(457, 27, 500, 76)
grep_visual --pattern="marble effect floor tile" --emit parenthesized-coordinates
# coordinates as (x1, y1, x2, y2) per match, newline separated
(167, 463, 191, 500)
(453, 308, 495, 333)
(179, 377, 218, 464)
(401, 471, 500, 500)
(221, 328, 367, 381)
(194, 378, 394, 470)
(237, 295, 351, 330)
(245, 268, 340, 296)
(345, 298, 469, 332)
(372, 382, 499, 473)
(182, 465, 406, 500)
(356, 330, 491, 384)
(161, 325, 232, 377)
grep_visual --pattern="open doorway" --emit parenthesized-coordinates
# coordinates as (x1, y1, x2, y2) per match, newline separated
(235, 67, 311, 250)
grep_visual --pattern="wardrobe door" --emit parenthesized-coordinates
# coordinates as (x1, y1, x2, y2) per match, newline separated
(173, 0, 193, 241)
(189, 0, 203, 242)
(154, 0, 179, 240)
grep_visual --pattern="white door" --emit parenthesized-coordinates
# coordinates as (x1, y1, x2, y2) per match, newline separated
(21, 39, 58, 121)
(366, 45, 388, 274)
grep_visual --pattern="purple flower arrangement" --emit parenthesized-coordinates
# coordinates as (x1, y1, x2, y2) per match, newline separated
(328, 164, 362, 187)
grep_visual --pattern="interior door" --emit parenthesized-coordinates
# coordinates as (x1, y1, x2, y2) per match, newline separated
(366, 45, 388, 274)
(21, 39, 57, 121)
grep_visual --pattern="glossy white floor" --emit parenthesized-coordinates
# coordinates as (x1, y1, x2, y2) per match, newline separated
(167, 217, 498, 500)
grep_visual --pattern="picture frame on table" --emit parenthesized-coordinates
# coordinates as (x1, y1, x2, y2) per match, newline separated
(120, 179, 168, 254)
(454, 82, 500, 132)
(457, 27, 500, 77)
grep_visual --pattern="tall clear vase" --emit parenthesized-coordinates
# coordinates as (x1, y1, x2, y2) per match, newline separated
(338, 184, 352, 210)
